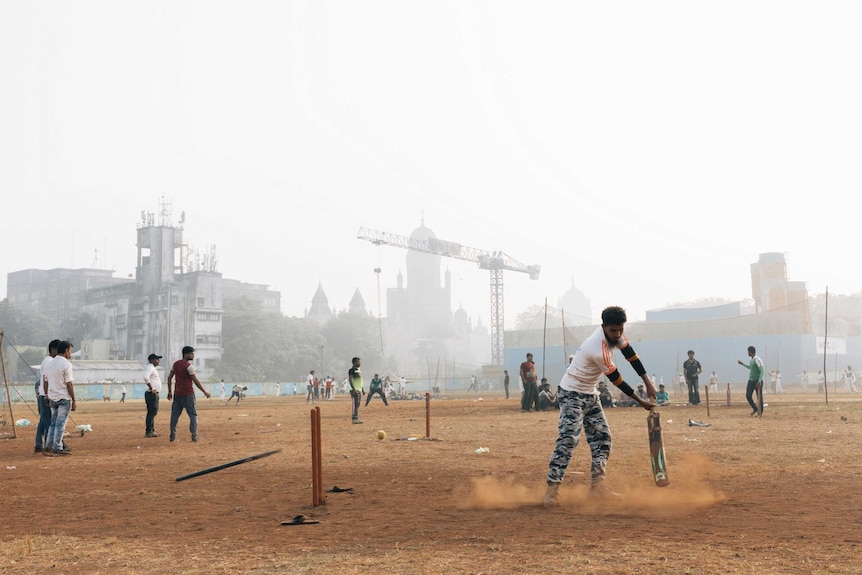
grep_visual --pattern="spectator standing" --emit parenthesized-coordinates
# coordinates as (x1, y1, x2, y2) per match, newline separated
(503, 370, 510, 399)
(34, 340, 59, 453)
(520, 352, 539, 412)
(166, 346, 211, 442)
(143, 353, 163, 437)
(348, 357, 364, 424)
(44, 340, 77, 456)
(683, 350, 702, 405)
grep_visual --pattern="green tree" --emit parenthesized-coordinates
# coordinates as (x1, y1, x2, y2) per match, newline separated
(220, 297, 324, 382)
(321, 312, 385, 377)
(0, 298, 53, 347)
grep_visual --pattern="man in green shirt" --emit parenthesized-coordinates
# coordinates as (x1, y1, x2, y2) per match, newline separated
(738, 346, 764, 416)
(365, 372, 388, 406)
(348, 357, 364, 424)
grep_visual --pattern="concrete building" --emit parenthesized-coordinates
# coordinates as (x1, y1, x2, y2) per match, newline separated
(382, 221, 488, 371)
(504, 252, 842, 393)
(6, 200, 281, 382)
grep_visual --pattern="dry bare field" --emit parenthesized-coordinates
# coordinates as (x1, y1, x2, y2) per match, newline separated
(2, 389, 861, 574)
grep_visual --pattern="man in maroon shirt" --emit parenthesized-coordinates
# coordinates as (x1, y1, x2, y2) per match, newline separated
(166, 346, 211, 442)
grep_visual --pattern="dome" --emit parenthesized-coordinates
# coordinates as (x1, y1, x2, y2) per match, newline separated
(558, 278, 591, 326)
(409, 222, 437, 242)
(454, 306, 469, 325)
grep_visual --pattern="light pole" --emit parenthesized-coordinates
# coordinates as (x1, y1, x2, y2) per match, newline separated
(319, 344, 324, 376)
(374, 267, 384, 359)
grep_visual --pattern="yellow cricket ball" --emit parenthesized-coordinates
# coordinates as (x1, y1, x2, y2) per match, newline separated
(376, 430, 387, 440)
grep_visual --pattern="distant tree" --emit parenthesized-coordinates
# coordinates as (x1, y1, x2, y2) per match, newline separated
(321, 312, 383, 377)
(0, 298, 53, 347)
(220, 297, 324, 382)
(514, 304, 559, 331)
(60, 312, 97, 346)
(220, 298, 392, 383)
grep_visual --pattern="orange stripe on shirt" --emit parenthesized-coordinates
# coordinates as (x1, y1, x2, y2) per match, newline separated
(601, 340, 617, 375)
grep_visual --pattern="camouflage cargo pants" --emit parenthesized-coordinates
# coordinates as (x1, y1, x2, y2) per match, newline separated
(547, 388, 612, 485)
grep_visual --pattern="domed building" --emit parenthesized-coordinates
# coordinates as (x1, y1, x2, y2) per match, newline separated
(558, 278, 592, 326)
(383, 220, 490, 371)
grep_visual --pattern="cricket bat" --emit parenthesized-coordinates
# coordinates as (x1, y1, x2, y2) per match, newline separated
(647, 409, 670, 487)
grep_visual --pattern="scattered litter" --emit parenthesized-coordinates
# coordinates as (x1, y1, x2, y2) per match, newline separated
(474, 447, 490, 454)
(827, 430, 832, 434)
(688, 419, 711, 427)
(15, 419, 30, 427)
(840, 416, 848, 421)
(326, 486, 353, 493)
(6, 466, 16, 470)
(683, 437, 699, 442)
(281, 515, 319, 526)
(343, 454, 349, 459)
(817, 459, 826, 463)
(667, 419, 673, 424)
(237, 414, 249, 417)
(76, 424, 92, 435)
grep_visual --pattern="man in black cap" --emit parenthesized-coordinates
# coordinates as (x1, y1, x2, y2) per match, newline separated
(143, 353, 163, 437)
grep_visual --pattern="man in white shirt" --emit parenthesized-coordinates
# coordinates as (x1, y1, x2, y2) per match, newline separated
(544, 306, 655, 507)
(34, 340, 60, 453)
(44, 340, 77, 456)
(306, 371, 315, 404)
(144, 354, 163, 437)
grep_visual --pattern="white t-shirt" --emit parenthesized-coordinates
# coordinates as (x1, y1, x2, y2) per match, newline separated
(144, 364, 162, 393)
(38, 355, 53, 397)
(46, 356, 74, 401)
(559, 327, 626, 395)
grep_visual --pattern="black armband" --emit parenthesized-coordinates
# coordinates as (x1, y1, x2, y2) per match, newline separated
(620, 344, 647, 377)
(616, 381, 636, 397)
(606, 369, 623, 385)
(630, 358, 646, 377)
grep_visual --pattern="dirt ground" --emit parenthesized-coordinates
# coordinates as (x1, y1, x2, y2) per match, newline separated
(1, 389, 861, 575)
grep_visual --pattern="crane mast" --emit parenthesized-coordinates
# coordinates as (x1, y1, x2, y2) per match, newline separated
(357, 226, 540, 366)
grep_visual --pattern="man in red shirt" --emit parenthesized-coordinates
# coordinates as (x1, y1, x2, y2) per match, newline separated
(520, 352, 539, 412)
(166, 346, 211, 443)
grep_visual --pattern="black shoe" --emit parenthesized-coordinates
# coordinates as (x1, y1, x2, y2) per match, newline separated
(34, 446, 43, 453)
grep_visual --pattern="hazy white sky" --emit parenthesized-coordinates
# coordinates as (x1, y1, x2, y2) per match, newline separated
(2, 1, 861, 327)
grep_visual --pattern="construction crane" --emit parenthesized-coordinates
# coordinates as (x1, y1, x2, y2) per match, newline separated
(357, 226, 540, 366)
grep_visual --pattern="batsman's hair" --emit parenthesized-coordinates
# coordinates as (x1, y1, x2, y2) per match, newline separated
(57, 340, 73, 355)
(748, 345, 756, 354)
(48, 339, 61, 353)
(352, 356, 360, 363)
(601, 306, 627, 326)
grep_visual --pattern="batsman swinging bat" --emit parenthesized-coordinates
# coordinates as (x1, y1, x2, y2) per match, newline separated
(647, 409, 670, 487)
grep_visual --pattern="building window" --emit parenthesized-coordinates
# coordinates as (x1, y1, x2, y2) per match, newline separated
(197, 297, 205, 307)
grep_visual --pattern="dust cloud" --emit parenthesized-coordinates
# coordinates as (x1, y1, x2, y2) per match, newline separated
(461, 453, 726, 516)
